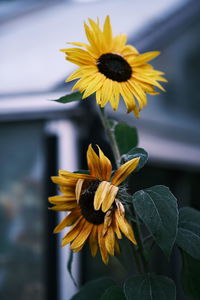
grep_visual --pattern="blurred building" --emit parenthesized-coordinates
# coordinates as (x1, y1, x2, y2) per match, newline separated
(0, 0, 200, 300)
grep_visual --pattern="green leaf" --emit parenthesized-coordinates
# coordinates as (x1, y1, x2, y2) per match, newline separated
(71, 278, 115, 300)
(52, 91, 82, 103)
(181, 251, 200, 300)
(176, 207, 200, 260)
(121, 147, 148, 173)
(133, 185, 178, 257)
(115, 122, 138, 154)
(67, 250, 77, 287)
(124, 274, 176, 300)
(100, 286, 126, 300)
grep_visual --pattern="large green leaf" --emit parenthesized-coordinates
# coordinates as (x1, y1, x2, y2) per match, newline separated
(114, 122, 138, 154)
(181, 250, 200, 300)
(53, 91, 82, 103)
(121, 147, 148, 173)
(100, 286, 126, 300)
(133, 185, 178, 257)
(176, 207, 200, 260)
(71, 278, 115, 300)
(124, 274, 176, 300)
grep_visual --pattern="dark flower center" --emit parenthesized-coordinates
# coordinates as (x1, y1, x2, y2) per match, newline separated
(97, 53, 132, 82)
(79, 181, 105, 225)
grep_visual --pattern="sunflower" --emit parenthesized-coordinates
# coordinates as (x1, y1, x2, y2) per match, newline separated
(49, 145, 140, 264)
(61, 16, 167, 117)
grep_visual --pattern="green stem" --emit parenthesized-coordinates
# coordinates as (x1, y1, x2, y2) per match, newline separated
(143, 234, 153, 244)
(98, 108, 121, 167)
(98, 106, 148, 274)
(131, 243, 143, 274)
(134, 213, 149, 273)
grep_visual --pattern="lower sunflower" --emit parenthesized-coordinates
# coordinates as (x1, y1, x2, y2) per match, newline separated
(49, 144, 140, 264)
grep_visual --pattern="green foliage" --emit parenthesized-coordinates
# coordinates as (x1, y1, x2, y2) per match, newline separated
(181, 251, 200, 300)
(100, 286, 126, 300)
(176, 207, 200, 260)
(52, 91, 82, 103)
(132, 185, 178, 257)
(121, 147, 148, 173)
(124, 274, 176, 300)
(71, 278, 115, 300)
(114, 122, 138, 154)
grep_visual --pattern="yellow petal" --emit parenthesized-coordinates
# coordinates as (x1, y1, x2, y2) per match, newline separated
(62, 216, 84, 246)
(87, 144, 101, 178)
(103, 15, 112, 48)
(131, 51, 160, 66)
(70, 221, 93, 249)
(112, 34, 127, 52)
(100, 79, 113, 108)
(114, 239, 120, 254)
(48, 195, 76, 205)
(128, 80, 147, 109)
(97, 145, 112, 181)
(98, 224, 109, 264)
(103, 210, 112, 235)
(49, 202, 77, 211)
(102, 185, 119, 213)
(84, 22, 99, 53)
(59, 170, 94, 180)
(82, 73, 105, 99)
(88, 18, 104, 52)
(110, 82, 120, 111)
(89, 225, 98, 257)
(72, 244, 84, 253)
(75, 179, 85, 203)
(115, 210, 137, 244)
(105, 226, 115, 256)
(113, 216, 122, 239)
(67, 42, 98, 58)
(86, 144, 112, 181)
(112, 157, 140, 186)
(121, 44, 139, 56)
(60, 185, 75, 195)
(94, 181, 111, 210)
(119, 82, 136, 114)
(96, 89, 102, 105)
(65, 68, 82, 82)
(67, 41, 89, 49)
(53, 210, 80, 233)
(51, 176, 77, 186)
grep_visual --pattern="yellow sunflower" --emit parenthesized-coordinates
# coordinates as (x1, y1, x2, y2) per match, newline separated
(61, 16, 167, 117)
(49, 144, 140, 264)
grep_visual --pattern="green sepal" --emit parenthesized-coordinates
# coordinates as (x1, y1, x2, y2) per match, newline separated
(52, 91, 82, 103)
(67, 250, 77, 288)
(100, 286, 126, 300)
(176, 207, 200, 260)
(181, 250, 200, 300)
(121, 147, 148, 173)
(114, 122, 138, 155)
(74, 170, 90, 175)
(132, 185, 178, 258)
(71, 277, 115, 300)
(124, 274, 176, 300)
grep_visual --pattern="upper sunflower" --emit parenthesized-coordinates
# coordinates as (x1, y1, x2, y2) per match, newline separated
(61, 16, 167, 117)
(49, 144, 140, 264)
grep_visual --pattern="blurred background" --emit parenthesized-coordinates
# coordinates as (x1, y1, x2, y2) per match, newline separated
(0, 0, 200, 299)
